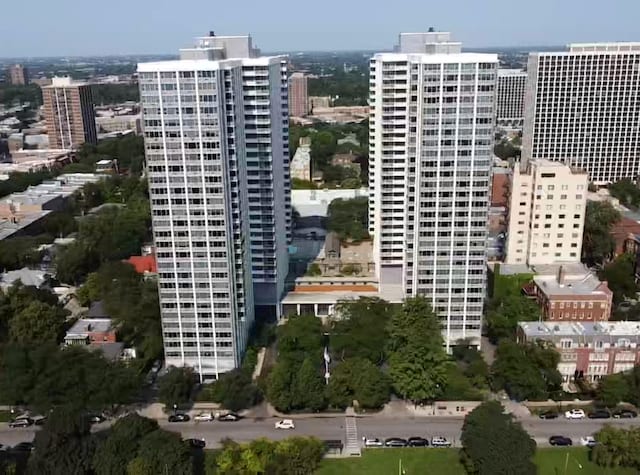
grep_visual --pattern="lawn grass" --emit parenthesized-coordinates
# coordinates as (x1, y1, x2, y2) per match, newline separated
(316, 448, 637, 475)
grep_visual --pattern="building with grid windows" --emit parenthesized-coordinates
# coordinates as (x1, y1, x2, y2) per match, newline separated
(288, 72, 309, 117)
(369, 32, 497, 349)
(496, 69, 527, 126)
(523, 43, 640, 184)
(504, 159, 588, 266)
(42, 77, 97, 150)
(138, 33, 291, 381)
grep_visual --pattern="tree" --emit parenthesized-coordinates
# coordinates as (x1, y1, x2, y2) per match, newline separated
(276, 315, 323, 365)
(491, 340, 562, 401)
(157, 367, 195, 408)
(0, 344, 141, 412)
(485, 294, 539, 343)
(9, 301, 67, 345)
(599, 253, 638, 304)
(386, 297, 451, 402)
(452, 344, 489, 390)
(28, 406, 95, 475)
(273, 437, 326, 475)
(331, 297, 392, 364)
(609, 179, 640, 209)
(93, 414, 159, 475)
(583, 201, 621, 266)
(597, 373, 630, 408)
(326, 197, 369, 241)
(267, 360, 297, 413)
(203, 369, 262, 412)
(592, 426, 640, 469)
(55, 242, 99, 285)
(0, 236, 49, 271)
(327, 357, 390, 409)
(136, 430, 192, 475)
(293, 357, 326, 411)
(461, 401, 537, 475)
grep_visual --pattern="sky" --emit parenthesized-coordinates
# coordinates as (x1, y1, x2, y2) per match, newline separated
(2, 0, 639, 57)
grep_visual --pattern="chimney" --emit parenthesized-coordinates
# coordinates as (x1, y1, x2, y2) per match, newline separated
(87, 323, 92, 332)
(209, 30, 215, 37)
(557, 266, 565, 287)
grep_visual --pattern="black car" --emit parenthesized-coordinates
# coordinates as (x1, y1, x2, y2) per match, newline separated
(218, 413, 241, 422)
(168, 413, 190, 422)
(539, 411, 559, 420)
(11, 442, 34, 452)
(549, 436, 573, 446)
(186, 438, 206, 449)
(588, 410, 611, 419)
(613, 409, 638, 419)
(407, 437, 429, 447)
(384, 438, 408, 447)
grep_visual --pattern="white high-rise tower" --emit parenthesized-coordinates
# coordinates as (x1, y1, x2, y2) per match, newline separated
(138, 34, 291, 381)
(369, 32, 497, 349)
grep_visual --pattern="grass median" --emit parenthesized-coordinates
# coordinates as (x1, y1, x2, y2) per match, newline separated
(316, 447, 637, 475)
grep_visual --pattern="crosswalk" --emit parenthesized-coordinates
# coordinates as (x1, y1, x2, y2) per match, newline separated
(344, 416, 361, 456)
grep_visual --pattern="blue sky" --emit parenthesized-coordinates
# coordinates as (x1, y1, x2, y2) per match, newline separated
(2, 0, 639, 57)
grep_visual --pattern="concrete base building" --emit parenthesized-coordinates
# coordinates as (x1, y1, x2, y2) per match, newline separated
(505, 159, 588, 266)
(369, 32, 498, 349)
(138, 33, 290, 381)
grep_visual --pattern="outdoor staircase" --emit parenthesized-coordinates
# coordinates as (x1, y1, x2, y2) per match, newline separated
(344, 416, 361, 456)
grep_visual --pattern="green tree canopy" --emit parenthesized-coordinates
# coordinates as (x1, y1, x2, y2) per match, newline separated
(592, 426, 640, 469)
(331, 297, 392, 364)
(461, 401, 537, 475)
(327, 357, 390, 409)
(157, 367, 196, 408)
(609, 179, 640, 209)
(204, 368, 262, 412)
(599, 253, 638, 304)
(9, 300, 67, 345)
(135, 430, 192, 475)
(326, 197, 369, 242)
(491, 340, 562, 401)
(583, 201, 621, 266)
(386, 297, 451, 402)
(485, 294, 540, 343)
(28, 406, 95, 475)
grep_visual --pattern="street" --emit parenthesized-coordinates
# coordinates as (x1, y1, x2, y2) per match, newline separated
(2, 415, 639, 449)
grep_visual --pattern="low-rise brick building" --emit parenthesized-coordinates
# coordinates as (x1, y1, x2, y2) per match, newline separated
(518, 321, 640, 383)
(531, 266, 613, 322)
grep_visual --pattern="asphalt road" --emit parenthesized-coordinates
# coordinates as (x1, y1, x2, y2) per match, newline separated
(2, 415, 640, 450)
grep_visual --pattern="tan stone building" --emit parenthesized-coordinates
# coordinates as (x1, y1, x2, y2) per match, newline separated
(42, 77, 97, 150)
(8, 64, 28, 85)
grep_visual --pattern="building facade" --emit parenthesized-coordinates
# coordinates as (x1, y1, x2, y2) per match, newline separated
(8, 64, 29, 85)
(504, 159, 588, 266)
(369, 32, 498, 348)
(523, 43, 640, 184)
(138, 34, 290, 381)
(496, 69, 526, 126)
(531, 266, 613, 322)
(518, 321, 640, 383)
(288, 72, 309, 117)
(42, 77, 97, 150)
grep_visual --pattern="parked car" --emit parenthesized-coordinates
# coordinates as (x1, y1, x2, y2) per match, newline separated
(588, 410, 611, 419)
(384, 438, 408, 447)
(8, 418, 33, 428)
(613, 409, 638, 419)
(564, 409, 586, 419)
(11, 442, 34, 452)
(194, 412, 214, 422)
(168, 413, 190, 423)
(580, 436, 597, 447)
(430, 436, 452, 447)
(274, 419, 295, 430)
(217, 413, 241, 422)
(186, 438, 206, 449)
(32, 416, 47, 426)
(538, 411, 559, 420)
(363, 438, 384, 448)
(407, 437, 429, 447)
(549, 436, 573, 446)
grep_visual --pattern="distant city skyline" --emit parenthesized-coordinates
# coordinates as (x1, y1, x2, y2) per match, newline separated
(1, 0, 638, 57)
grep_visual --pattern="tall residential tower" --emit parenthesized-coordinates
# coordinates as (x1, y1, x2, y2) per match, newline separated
(369, 32, 497, 348)
(523, 43, 640, 184)
(138, 34, 291, 380)
(42, 77, 97, 150)
(288, 72, 309, 117)
(496, 69, 527, 126)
